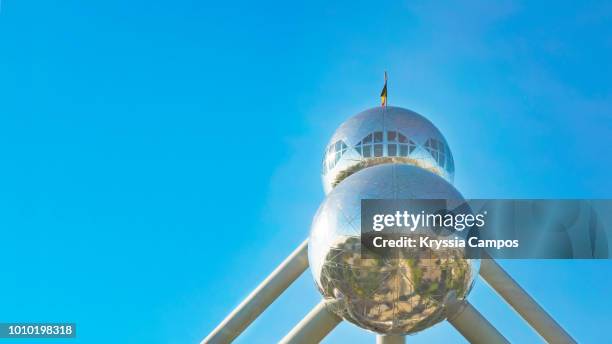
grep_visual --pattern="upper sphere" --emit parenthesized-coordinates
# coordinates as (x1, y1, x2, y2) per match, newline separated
(321, 106, 455, 194)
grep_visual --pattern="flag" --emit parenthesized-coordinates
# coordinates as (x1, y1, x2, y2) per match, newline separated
(380, 71, 388, 107)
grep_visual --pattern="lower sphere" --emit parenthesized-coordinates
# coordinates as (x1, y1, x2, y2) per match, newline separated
(308, 164, 479, 335)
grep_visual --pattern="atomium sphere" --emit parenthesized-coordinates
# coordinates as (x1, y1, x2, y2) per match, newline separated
(309, 164, 479, 335)
(321, 106, 454, 194)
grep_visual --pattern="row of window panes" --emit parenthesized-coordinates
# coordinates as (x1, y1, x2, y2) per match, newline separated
(322, 140, 348, 173)
(425, 138, 453, 172)
(355, 143, 415, 158)
(360, 131, 411, 144)
(324, 135, 454, 173)
(356, 130, 415, 158)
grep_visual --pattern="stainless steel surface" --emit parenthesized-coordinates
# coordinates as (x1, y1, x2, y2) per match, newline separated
(321, 106, 454, 194)
(309, 164, 479, 335)
(203, 97, 578, 343)
(203, 240, 309, 344)
(279, 301, 342, 344)
(447, 300, 509, 344)
(376, 335, 406, 344)
(480, 256, 576, 344)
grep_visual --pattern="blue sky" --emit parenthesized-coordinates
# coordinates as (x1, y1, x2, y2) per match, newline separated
(0, 1, 611, 343)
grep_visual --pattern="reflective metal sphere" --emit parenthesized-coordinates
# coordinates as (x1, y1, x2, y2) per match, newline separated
(321, 106, 455, 194)
(309, 164, 479, 335)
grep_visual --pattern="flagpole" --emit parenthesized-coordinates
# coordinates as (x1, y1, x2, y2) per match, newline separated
(381, 71, 388, 133)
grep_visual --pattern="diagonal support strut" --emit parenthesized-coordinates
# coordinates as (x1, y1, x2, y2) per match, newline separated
(479, 256, 576, 344)
(203, 240, 309, 343)
(280, 301, 342, 344)
(447, 299, 509, 344)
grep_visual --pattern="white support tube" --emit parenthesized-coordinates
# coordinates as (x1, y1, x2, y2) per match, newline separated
(480, 257, 576, 344)
(279, 301, 342, 344)
(448, 300, 509, 344)
(203, 240, 309, 344)
(376, 334, 405, 344)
